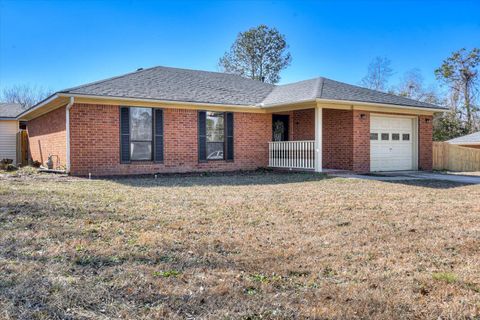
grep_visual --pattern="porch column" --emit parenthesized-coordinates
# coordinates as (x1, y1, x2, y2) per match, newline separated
(314, 106, 323, 172)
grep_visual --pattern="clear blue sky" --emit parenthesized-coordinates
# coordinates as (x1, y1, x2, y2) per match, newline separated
(0, 0, 479, 93)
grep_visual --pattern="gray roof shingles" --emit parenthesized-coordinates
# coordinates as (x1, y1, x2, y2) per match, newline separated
(448, 131, 480, 144)
(57, 66, 444, 110)
(61, 66, 275, 106)
(0, 103, 24, 118)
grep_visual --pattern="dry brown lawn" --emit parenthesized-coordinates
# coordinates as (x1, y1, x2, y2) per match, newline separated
(0, 170, 479, 319)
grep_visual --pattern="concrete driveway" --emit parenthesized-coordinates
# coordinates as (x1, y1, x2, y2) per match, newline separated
(394, 171, 480, 184)
(333, 171, 480, 184)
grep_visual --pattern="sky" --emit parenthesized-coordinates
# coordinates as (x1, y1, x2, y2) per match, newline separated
(0, 0, 479, 94)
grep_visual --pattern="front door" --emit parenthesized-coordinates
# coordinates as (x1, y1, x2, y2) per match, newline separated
(272, 115, 289, 141)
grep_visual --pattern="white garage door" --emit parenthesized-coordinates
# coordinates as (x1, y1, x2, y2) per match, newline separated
(370, 115, 415, 171)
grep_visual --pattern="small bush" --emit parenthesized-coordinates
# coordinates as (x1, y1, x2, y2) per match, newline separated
(0, 158, 13, 170)
(5, 164, 18, 171)
(31, 160, 41, 168)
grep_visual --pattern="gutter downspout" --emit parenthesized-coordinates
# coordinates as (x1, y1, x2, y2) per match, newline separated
(65, 97, 74, 174)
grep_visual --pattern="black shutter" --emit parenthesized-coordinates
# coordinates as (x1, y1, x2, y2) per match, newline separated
(198, 111, 207, 162)
(226, 112, 234, 161)
(154, 109, 164, 163)
(120, 107, 130, 163)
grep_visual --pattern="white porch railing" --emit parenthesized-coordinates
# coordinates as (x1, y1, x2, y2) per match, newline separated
(268, 140, 315, 170)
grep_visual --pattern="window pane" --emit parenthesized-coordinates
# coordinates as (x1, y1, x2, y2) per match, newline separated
(207, 142, 224, 160)
(402, 133, 410, 141)
(381, 133, 389, 140)
(370, 133, 378, 140)
(130, 108, 152, 140)
(206, 111, 224, 160)
(206, 112, 224, 142)
(392, 133, 400, 141)
(131, 142, 152, 160)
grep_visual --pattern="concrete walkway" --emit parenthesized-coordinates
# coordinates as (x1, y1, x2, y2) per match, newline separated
(332, 171, 480, 184)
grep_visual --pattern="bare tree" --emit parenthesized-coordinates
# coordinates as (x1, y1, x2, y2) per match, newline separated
(1, 84, 52, 109)
(435, 48, 479, 133)
(360, 56, 393, 92)
(395, 68, 441, 104)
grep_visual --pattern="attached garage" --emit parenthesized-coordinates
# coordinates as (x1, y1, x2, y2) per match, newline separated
(370, 114, 418, 171)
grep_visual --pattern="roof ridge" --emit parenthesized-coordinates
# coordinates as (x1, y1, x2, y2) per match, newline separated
(317, 77, 325, 99)
(61, 65, 276, 94)
(60, 66, 160, 93)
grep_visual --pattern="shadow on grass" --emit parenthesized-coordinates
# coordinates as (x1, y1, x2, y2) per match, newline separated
(375, 178, 474, 189)
(104, 170, 332, 188)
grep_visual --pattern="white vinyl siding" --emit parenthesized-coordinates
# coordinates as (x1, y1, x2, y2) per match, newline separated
(0, 120, 19, 164)
(370, 115, 417, 171)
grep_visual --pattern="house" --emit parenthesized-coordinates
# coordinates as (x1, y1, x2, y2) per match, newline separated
(0, 103, 24, 165)
(447, 131, 480, 149)
(18, 66, 446, 176)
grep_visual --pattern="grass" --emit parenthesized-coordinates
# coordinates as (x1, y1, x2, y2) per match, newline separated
(0, 171, 479, 319)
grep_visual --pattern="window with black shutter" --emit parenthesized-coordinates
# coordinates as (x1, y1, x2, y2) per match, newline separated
(119, 106, 163, 163)
(198, 111, 234, 162)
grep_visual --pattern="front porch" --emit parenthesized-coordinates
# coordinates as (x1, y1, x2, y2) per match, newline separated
(267, 107, 371, 173)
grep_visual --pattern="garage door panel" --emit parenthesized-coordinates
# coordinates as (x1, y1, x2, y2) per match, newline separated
(370, 116, 415, 171)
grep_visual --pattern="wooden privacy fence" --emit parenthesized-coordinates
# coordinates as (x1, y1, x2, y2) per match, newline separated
(16, 130, 28, 166)
(433, 142, 480, 172)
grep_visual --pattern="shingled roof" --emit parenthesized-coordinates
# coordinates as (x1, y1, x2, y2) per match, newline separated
(51, 66, 443, 110)
(61, 66, 275, 106)
(448, 131, 480, 144)
(0, 103, 24, 119)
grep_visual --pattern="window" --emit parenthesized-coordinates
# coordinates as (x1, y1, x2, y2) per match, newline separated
(402, 133, 410, 141)
(370, 133, 378, 140)
(206, 112, 225, 160)
(381, 133, 389, 140)
(130, 107, 152, 160)
(392, 133, 400, 141)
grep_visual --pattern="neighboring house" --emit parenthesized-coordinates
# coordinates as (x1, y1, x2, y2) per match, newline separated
(18, 66, 446, 176)
(0, 103, 23, 164)
(447, 131, 480, 149)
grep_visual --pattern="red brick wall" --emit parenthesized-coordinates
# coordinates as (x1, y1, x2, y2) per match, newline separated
(26, 103, 434, 175)
(352, 110, 370, 173)
(418, 115, 433, 171)
(70, 104, 272, 176)
(322, 109, 354, 170)
(292, 109, 315, 141)
(291, 109, 370, 172)
(27, 106, 66, 169)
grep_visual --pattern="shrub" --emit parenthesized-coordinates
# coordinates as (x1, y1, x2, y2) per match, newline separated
(5, 164, 18, 172)
(31, 160, 41, 168)
(0, 159, 13, 170)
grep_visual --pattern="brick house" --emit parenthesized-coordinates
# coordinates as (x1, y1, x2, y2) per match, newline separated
(18, 66, 445, 176)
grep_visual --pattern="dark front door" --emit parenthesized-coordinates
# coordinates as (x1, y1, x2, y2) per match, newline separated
(272, 114, 289, 141)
